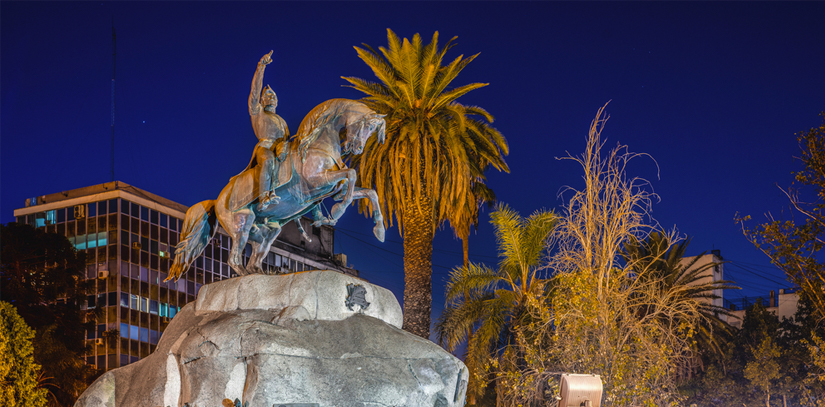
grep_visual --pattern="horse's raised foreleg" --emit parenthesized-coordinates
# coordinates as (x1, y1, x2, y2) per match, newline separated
(227, 208, 256, 276)
(307, 168, 357, 226)
(352, 187, 385, 242)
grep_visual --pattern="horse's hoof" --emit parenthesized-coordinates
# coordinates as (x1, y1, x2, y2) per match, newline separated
(374, 225, 385, 242)
(313, 217, 336, 227)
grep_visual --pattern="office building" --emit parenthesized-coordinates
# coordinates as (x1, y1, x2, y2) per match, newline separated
(13, 181, 356, 372)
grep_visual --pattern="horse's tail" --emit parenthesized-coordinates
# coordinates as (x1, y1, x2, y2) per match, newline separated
(166, 200, 217, 281)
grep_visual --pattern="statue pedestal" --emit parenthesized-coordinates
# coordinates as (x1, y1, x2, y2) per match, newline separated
(75, 271, 468, 407)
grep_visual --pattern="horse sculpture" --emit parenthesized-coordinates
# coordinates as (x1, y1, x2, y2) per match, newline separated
(166, 99, 386, 281)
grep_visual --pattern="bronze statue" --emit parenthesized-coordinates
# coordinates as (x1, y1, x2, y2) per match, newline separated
(232, 50, 290, 212)
(166, 72, 386, 280)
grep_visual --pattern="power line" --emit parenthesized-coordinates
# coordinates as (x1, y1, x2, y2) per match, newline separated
(726, 261, 789, 287)
(335, 226, 501, 261)
(335, 229, 461, 275)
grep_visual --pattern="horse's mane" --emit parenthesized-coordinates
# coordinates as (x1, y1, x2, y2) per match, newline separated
(294, 99, 373, 161)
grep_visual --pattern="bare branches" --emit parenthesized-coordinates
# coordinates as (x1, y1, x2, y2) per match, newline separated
(491, 105, 730, 406)
(549, 104, 661, 297)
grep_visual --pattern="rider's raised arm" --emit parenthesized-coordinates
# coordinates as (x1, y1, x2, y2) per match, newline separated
(249, 51, 273, 116)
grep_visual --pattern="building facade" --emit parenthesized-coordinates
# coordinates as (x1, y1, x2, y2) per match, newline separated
(13, 181, 356, 372)
(680, 250, 725, 309)
(726, 289, 800, 329)
(679, 250, 801, 328)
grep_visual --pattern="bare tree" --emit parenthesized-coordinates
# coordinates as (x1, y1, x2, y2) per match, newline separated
(495, 105, 732, 406)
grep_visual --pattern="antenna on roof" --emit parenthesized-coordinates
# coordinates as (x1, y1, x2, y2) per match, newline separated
(110, 18, 117, 182)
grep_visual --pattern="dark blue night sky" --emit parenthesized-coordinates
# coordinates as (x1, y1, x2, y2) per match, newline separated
(2, 2, 823, 338)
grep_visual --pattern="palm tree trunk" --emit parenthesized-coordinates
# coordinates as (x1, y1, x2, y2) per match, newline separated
(461, 235, 477, 404)
(402, 198, 434, 339)
(462, 235, 469, 269)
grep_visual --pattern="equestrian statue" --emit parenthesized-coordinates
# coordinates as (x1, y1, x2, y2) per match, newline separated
(166, 51, 386, 281)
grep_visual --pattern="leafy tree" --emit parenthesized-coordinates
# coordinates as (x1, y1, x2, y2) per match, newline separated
(684, 299, 825, 406)
(740, 114, 825, 321)
(801, 334, 825, 406)
(484, 106, 732, 406)
(436, 203, 556, 402)
(744, 336, 783, 407)
(0, 223, 96, 406)
(343, 29, 509, 338)
(0, 301, 48, 407)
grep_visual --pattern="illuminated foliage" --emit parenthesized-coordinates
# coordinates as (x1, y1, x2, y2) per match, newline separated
(744, 336, 782, 406)
(0, 301, 48, 407)
(521, 106, 723, 405)
(436, 203, 556, 401)
(442, 106, 734, 406)
(684, 298, 825, 406)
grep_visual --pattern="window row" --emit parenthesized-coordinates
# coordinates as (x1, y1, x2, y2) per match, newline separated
(25, 199, 118, 227)
(20, 198, 182, 232)
(121, 262, 203, 294)
(119, 293, 181, 319)
(84, 290, 185, 317)
(120, 214, 179, 245)
(119, 322, 161, 345)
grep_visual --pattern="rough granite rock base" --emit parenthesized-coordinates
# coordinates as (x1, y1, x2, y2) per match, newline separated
(74, 270, 468, 407)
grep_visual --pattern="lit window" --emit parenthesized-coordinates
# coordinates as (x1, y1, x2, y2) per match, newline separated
(35, 212, 46, 228)
(46, 210, 56, 225)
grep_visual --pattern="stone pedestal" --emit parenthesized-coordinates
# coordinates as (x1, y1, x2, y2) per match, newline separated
(75, 270, 467, 407)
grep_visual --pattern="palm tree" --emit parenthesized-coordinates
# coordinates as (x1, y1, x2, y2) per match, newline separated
(621, 232, 738, 372)
(436, 204, 556, 400)
(343, 29, 509, 338)
(449, 177, 497, 269)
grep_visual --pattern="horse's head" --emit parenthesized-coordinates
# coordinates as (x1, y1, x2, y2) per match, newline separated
(344, 112, 386, 155)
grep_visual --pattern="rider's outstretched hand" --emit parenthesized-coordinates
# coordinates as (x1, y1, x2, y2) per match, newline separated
(260, 50, 273, 66)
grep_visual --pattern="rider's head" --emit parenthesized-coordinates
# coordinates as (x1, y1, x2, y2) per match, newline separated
(261, 85, 278, 109)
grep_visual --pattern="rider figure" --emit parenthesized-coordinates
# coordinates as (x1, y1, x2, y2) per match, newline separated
(249, 50, 289, 211)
